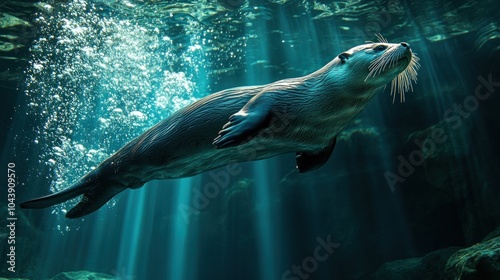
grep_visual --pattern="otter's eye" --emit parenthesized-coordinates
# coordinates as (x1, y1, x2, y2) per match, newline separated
(374, 45, 387, 51)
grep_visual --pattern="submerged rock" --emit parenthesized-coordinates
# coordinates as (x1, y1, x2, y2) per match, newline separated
(482, 226, 500, 242)
(445, 236, 500, 280)
(369, 247, 461, 280)
(406, 118, 472, 189)
(370, 257, 421, 280)
(51, 271, 115, 280)
(369, 227, 500, 280)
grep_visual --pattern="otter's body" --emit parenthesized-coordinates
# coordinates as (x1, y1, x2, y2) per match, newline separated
(118, 59, 380, 180)
(21, 40, 419, 218)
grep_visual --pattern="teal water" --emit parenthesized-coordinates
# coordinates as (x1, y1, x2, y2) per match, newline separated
(1, 0, 500, 279)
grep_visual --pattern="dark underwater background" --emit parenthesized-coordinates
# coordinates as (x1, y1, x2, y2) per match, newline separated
(1, 0, 500, 279)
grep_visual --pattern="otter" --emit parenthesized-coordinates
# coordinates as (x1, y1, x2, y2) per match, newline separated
(21, 35, 420, 218)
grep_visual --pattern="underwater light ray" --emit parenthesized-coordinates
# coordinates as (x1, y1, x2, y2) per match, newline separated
(243, 13, 279, 280)
(165, 178, 192, 280)
(253, 161, 277, 280)
(116, 186, 149, 279)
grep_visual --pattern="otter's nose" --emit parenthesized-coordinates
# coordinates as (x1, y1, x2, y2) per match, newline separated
(400, 42, 410, 49)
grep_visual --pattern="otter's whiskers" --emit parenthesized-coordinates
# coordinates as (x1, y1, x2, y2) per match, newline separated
(390, 54, 420, 103)
(365, 34, 421, 103)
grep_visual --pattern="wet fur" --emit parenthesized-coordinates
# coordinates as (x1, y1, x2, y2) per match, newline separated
(21, 42, 413, 218)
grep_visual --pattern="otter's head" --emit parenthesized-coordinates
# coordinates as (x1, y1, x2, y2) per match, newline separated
(337, 34, 420, 102)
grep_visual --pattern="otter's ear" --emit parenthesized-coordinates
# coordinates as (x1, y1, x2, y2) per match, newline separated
(338, 52, 351, 63)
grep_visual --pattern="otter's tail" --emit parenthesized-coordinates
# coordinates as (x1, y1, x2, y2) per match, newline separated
(20, 177, 126, 219)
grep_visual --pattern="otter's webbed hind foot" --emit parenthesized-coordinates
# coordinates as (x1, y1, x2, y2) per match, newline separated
(20, 177, 126, 219)
(296, 137, 337, 173)
(66, 180, 126, 218)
